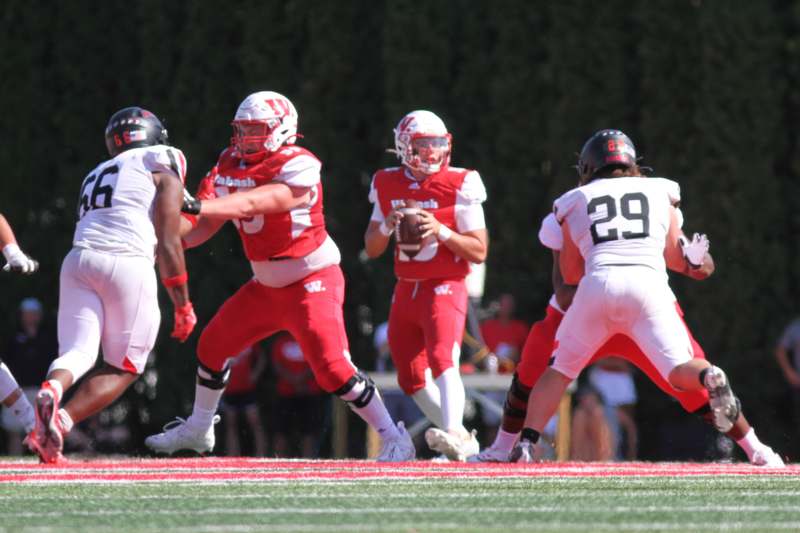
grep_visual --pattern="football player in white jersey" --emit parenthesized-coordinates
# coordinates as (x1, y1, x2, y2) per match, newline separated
(512, 130, 745, 462)
(0, 213, 39, 439)
(25, 107, 197, 463)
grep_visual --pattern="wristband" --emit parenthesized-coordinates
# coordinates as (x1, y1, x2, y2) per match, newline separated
(181, 212, 199, 229)
(437, 225, 453, 242)
(162, 272, 188, 288)
(378, 220, 393, 237)
(2, 243, 21, 261)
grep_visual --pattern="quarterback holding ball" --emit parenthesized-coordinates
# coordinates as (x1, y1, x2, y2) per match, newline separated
(364, 110, 488, 460)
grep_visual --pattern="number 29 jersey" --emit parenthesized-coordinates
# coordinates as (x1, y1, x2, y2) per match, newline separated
(73, 145, 187, 262)
(554, 177, 680, 274)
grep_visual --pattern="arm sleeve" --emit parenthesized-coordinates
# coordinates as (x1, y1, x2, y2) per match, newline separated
(368, 175, 385, 222)
(143, 147, 187, 183)
(553, 189, 580, 224)
(538, 212, 563, 251)
(659, 178, 681, 205)
(455, 171, 487, 232)
(276, 154, 321, 188)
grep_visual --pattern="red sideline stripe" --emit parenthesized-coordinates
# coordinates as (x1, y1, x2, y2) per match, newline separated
(0, 459, 797, 483)
(0, 458, 795, 471)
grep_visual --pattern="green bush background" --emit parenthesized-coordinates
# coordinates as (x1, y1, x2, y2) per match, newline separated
(1, 0, 797, 458)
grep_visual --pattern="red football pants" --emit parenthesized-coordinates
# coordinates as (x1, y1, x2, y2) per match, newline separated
(197, 265, 356, 392)
(388, 278, 467, 395)
(516, 302, 709, 413)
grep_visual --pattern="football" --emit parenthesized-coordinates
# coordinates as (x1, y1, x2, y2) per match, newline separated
(396, 199, 424, 258)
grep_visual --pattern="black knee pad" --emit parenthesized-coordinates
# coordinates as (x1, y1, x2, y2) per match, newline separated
(334, 370, 376, 409)
(196, 360, 231, 390)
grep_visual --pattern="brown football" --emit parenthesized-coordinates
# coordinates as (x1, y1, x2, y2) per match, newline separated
(396, 199, 423, 258)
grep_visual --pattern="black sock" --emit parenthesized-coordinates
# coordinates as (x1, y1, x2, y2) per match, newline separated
(699, 367, 710, 388)
(520, 428, 540, 444)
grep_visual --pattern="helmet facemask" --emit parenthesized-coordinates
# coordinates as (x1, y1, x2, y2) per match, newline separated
(231, 92, 299, 162)
(392, 110, 452, 178)
(397, 133, 452, 176)
(231, 118, 286, 162)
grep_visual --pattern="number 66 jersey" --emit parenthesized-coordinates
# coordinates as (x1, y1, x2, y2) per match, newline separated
(554, 176, 680, 274)
(73, 145, 187, 261)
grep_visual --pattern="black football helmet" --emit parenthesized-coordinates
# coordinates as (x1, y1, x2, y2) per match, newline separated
(104, 107, 169, 157)
(577, 129, 637, 181)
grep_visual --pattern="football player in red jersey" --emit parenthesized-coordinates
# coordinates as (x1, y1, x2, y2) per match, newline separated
(0, 213, 38, 444)
(146, 92, 414, 461)
(364, 110, 488, 461)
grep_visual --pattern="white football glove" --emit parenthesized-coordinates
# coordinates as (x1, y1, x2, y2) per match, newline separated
(678, 233, 709, 269)
(2, 243, 39, 274)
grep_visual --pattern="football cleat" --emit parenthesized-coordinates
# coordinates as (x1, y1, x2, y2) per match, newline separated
(703, 366, 740, 433)
(377, 421, 416, 462)
(750, 446, 785, 468)
(468, 444, 512, 463)
(145, 415, 220, 455)
(25, 384, 65, 464)
(424, 428, 480, 462)
(509, 439, 536, 463)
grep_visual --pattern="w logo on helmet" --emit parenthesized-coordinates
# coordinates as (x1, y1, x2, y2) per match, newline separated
(264, 98, 291, 117)
(397, 115, 415, 134)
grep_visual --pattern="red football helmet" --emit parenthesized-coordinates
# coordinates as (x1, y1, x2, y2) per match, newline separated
(393, 110, 452, 176)
(231, 91, 299, 162)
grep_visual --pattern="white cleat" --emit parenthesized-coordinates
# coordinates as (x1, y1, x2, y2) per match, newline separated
(145, 415, 220, 455)
(751, 446, 785, 467)
(468, 444, 512, 463)
(425, 428, 480, 462)
(377, 421, 416, 462)
(703, 366, 740, 433)
(509, 439, 535, 463)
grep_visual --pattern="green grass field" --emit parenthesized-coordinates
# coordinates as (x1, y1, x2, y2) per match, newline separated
(1, 474, 799, 533)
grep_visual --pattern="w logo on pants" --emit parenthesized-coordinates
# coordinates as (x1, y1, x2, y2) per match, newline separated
(304, 280, 326, 293)
(433, 284, 452, 296)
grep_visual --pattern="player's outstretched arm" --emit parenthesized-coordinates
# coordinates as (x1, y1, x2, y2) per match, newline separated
(153, 171, 196, 342)
(180, 175, 226, 248)
(184, 182, 311, 220)
(0, 213, 38, 274)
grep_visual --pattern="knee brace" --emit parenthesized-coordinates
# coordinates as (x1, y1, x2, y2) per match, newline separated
(197, 360, 231, 390)
(334, 370, 376, 408)
(504, 372, 532, 421)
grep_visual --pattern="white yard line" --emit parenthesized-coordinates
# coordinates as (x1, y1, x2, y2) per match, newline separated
(5, 522, 800, 533)
(3, 505, 800, 518)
